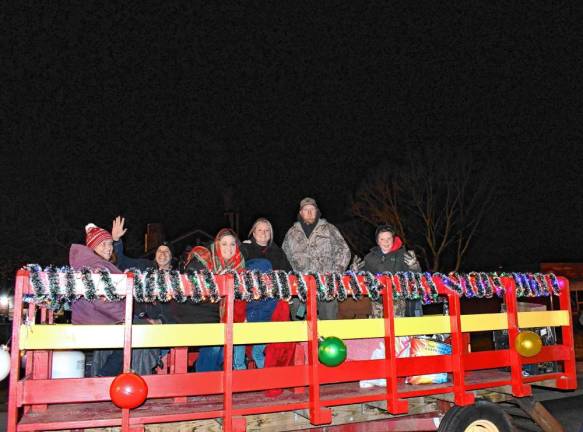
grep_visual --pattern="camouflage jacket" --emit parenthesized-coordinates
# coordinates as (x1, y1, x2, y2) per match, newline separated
(282, 218, 351, 273)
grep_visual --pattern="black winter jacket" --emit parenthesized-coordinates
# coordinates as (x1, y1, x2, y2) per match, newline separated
(240, 239, 292, 271)
(363, 246, 410, 274)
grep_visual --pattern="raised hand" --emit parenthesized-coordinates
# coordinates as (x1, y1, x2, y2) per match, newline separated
(111, 216, 127, 241)
(404, 250, 420, 271)
(350, 255, 365, 272)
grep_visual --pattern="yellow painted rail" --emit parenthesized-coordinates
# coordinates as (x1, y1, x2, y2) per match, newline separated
(19, 310, 569, 350)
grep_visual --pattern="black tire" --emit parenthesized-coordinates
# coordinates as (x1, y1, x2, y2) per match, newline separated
(437, 401, 514, 432)
(438, 404, 462, 431)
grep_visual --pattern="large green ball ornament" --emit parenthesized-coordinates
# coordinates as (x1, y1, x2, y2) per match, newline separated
(318, 336, 347, 367)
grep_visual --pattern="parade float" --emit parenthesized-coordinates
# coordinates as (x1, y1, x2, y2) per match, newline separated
(5, 268, 577, 431)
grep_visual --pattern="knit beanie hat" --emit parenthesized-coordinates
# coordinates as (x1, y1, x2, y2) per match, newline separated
(299, 197, 318, 210)
(85, 223, 113, 250)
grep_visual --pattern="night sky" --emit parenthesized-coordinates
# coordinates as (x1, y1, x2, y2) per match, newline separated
(1, 2, 583, 287)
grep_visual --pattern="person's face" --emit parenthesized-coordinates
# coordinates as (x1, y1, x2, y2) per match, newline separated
(253, 221, 271, 246)
(94, 239, 113, 261)
(155, 245, 172, 269)
(377, 231, 394, 254)
(300, 205, 318, 224)
(219, 235, 237, 260)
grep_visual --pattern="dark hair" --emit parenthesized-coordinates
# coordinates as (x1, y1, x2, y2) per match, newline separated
(375, 224, 396, 240)
(156, 241, 174, 257)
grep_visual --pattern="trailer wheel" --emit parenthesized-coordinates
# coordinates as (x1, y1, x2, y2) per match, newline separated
(437, 401, 513, 432)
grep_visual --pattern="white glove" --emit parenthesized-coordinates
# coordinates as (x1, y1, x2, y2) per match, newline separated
(350, 255, 365, 272)
(404, 250, 420, 270)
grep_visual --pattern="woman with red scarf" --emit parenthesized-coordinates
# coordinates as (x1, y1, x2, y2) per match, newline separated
(194, 228, 246, 371)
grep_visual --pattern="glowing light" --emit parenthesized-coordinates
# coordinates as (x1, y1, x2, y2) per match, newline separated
(0, 296, 8, 308)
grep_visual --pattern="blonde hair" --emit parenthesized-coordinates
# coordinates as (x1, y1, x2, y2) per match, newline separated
(248, 217, 274, 245)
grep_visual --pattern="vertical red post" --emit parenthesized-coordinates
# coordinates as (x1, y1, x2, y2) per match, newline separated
(221, 274, 241, 432)
(307, 275, 332, 425)
(31, 281, 49, 413)
(381, 275, 408, 414)
(504, 278, 532, 397)
(7, 270, 27, 432)
(121, 273, 136, 432)
(555, 277, 577, 389)
(447, 291, 475, 405)
(173, 347, 188, 403)
(23, 300, 36, 415)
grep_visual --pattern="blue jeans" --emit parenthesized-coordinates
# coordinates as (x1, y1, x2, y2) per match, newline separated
(234, 345, 246, 370)
(196, 346, 223, 372)
(231, 344, 266, 369)
(245, 299, 276, 369)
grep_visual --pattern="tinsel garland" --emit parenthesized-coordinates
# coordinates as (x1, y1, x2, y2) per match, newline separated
(268, 271, 279, 299)
(307, 273, 326, 301)
(254, 270, 269, 299)
(548, 273, 561, 296)
(347, 271, 361, 299)
(22, 266, 565, 308)
(186, 270, 203, 303)
(290, 271, 307, 302)
(276, 270, 291, 301)
(334, 273, 347, 302)
(424, 272, 439, 301)
(242, 271, 255, 301)
(65, 267, 76, 302)
(438, 272, 463, 296)
(27, 264, 46, 302)
(144, 269, 155, 302)
(170, 270, 184, 302)
(156, 270, 168, 302)
(201, 269, 219, 303)
(80, 268, 97, 301)
(131, 268, 145, 302)
(47, 266, 60, 309)
(359, 271, 381, 301)
(223, 270, 242, 300)
(99, 269, 120, 302)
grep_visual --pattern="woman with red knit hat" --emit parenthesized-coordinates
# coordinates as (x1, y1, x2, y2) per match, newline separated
(69, 222, 159, 377)
(69, 223, 124, 324)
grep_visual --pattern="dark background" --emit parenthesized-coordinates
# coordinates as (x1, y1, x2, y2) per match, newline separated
(1, 2, 583, 288)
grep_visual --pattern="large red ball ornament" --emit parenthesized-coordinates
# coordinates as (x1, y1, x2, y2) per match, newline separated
(109, 372, 148, 409)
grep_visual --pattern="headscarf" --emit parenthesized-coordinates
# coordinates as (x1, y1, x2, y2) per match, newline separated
(184, 245, 213, 271)
(210, 228, 245, 272)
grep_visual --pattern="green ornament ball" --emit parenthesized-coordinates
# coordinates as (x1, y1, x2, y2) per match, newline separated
(318, 336, 347, 367)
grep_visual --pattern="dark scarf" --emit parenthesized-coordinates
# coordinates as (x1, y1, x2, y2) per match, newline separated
(251, 238, 269, 255)
(300, 216, 319, 239)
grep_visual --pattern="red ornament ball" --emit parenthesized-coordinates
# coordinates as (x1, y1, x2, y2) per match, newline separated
(109, 372, 148, 409)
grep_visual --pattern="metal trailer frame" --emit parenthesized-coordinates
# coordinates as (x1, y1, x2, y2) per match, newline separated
(6, 270, 578, 431)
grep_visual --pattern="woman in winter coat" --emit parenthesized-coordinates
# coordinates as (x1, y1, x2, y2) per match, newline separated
(68, 223, 159, 376)
(192, 228, 246, 372)
(240, 218, 291, 271)
(240, 218, 295, 383)
(110, 216, 175, 323)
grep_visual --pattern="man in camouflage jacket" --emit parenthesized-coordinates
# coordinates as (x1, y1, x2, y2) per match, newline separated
(283, 197, 351, 320)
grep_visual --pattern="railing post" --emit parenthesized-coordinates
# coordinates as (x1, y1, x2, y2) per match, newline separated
(306, 275, 332, 425)
(555, 277, 577, 389)
(504, 279, 532, 397)
(121, 273, 136, 432)
(7, 270, 27, 432)
(221, 274, 245, 432)
(448, 291, 475, 405)
(381, 275, 408, 414)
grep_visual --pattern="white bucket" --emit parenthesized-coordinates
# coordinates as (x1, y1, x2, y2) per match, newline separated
(51, 351, 85, 378)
